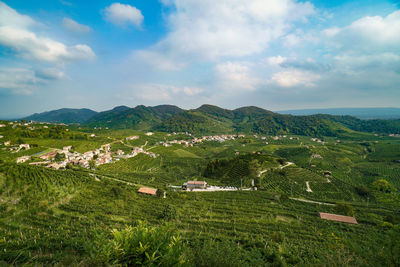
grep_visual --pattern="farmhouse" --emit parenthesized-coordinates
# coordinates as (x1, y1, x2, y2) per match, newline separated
(138, 187, 158, 196)
(126, 135, 139, 140)
(16, 156, 31, 163)
(19, 144, 30, 150)
(63, 146, 72, 152)
(40, 151, 57, 160)
(182, 181, 207, 190)
(319, 212, 358, 224)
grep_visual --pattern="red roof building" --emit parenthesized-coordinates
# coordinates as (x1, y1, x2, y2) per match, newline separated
(319, 212, 358, 224)
(138, 187, 158, 196)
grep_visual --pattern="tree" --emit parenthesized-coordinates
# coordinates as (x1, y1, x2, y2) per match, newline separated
(248, 159, 261, 178)
(371, 179, 395, 193)
(89, 160, 96, 170)
(158, 204, 177, 221)
(54, 153, 65, 162)
(336, 203, 354, 216)
(355, 185, 371, 197)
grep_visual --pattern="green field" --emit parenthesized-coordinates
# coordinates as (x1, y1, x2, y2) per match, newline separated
(0, 122, 399, 266)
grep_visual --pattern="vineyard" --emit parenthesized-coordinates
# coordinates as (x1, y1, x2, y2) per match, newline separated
(1, 124, 400, 265)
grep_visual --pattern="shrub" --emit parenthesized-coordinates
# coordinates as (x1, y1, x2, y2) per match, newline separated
(355, 185, 371, 197)
(158, 204, 177, 221)
(55, 153, 65, 162)
(371, 179, 395, 193)
(94, 221, 185, 266)
(336, 203, 354, 216)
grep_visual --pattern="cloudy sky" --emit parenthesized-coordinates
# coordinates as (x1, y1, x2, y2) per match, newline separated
(0, 0, 399, 118)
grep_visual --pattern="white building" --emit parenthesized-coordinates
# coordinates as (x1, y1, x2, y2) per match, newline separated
(17, 156, 31, 163)
(19, 144, 30, 150)
(126, 136, 139, 140)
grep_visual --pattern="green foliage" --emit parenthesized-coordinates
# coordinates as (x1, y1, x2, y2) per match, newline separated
(24, 108, 97, 123)
(204, 154, 269, 187)
(371, 179, 395, 193)
(2, 122, 400, 266)
(54, 152, 65, 162)
(355, 185, 371, 197)
(158, 204, 177, 221)
(336, 203, 354, 216)
(94, 221, 185, 266)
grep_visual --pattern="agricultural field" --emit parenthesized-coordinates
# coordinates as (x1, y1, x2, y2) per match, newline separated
(0, 121, 399, 266)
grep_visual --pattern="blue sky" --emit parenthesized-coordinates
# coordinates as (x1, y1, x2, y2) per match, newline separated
(0, 0, 399, 118)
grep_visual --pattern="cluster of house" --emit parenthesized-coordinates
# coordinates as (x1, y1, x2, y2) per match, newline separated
(265, 135, 297, 141)
(310, 137, 326, 145)
(389, 133, 400, 137)
(137, 181, 208, 197)
(159, 134, 244, 148)
(126, 135, 140, 140)
(182, 180, 207, 190)
(3, 142, 30, 153)
(117, 146, 157, 159)
(16, 141, 158, 169)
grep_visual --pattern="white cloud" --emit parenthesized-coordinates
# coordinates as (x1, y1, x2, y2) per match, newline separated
(134, 50, 187, 71)
(35, 68, 65, 80)
(271, 69, 320, 87)
(136, 84, 203, 101)
(215, 62, 259, 91)
(267, 56, 287, 66)
(0, 2, 35, 28)
(322, 27, 340, 37)
(0, 2, 95, 63)
(135, 0, 315, 69)
(0, 68, 42, 94)
(104, 3, 143, 28)
(183, 87, 202, 96)
(324, 10, 400, 52)
(62, 18, 92, 33)
(321, 10, 400, 77)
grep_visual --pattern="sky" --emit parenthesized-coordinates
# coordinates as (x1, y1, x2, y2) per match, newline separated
(0, 0, 400, 118)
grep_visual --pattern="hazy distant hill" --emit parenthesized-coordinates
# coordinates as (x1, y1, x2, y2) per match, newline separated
(24, 108, 98, 123)
(278, 108, 400, 120)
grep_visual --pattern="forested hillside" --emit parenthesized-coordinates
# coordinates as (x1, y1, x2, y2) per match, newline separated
(24, 104, 400, 136)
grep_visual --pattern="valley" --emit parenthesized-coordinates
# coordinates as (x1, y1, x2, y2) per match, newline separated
(0, 113, 399, 266)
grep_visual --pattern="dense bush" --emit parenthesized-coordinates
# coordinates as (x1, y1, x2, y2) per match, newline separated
(355, 185, 371, 197)
(93, 221, 186, 266)
(336, 203, 354, 216)
(158, 204, 177, 221)
(371, 179, 395, 193)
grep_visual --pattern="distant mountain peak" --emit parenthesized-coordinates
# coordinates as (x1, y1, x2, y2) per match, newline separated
(111, 105, 131, 112)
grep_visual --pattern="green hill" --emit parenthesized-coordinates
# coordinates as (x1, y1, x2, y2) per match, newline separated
(24, 105, 400, 136)
(86, 105, 184, 129)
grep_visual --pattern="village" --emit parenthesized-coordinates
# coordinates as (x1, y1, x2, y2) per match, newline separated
(13, 141, 157, 170)
(6, 125, 308, 170)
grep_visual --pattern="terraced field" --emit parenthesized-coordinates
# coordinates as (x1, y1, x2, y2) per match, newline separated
(1, 124, 400, 266)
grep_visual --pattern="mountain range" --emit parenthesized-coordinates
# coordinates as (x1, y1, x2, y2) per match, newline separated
(22, 105, 400, 136)
(279, 107, 400, 120)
